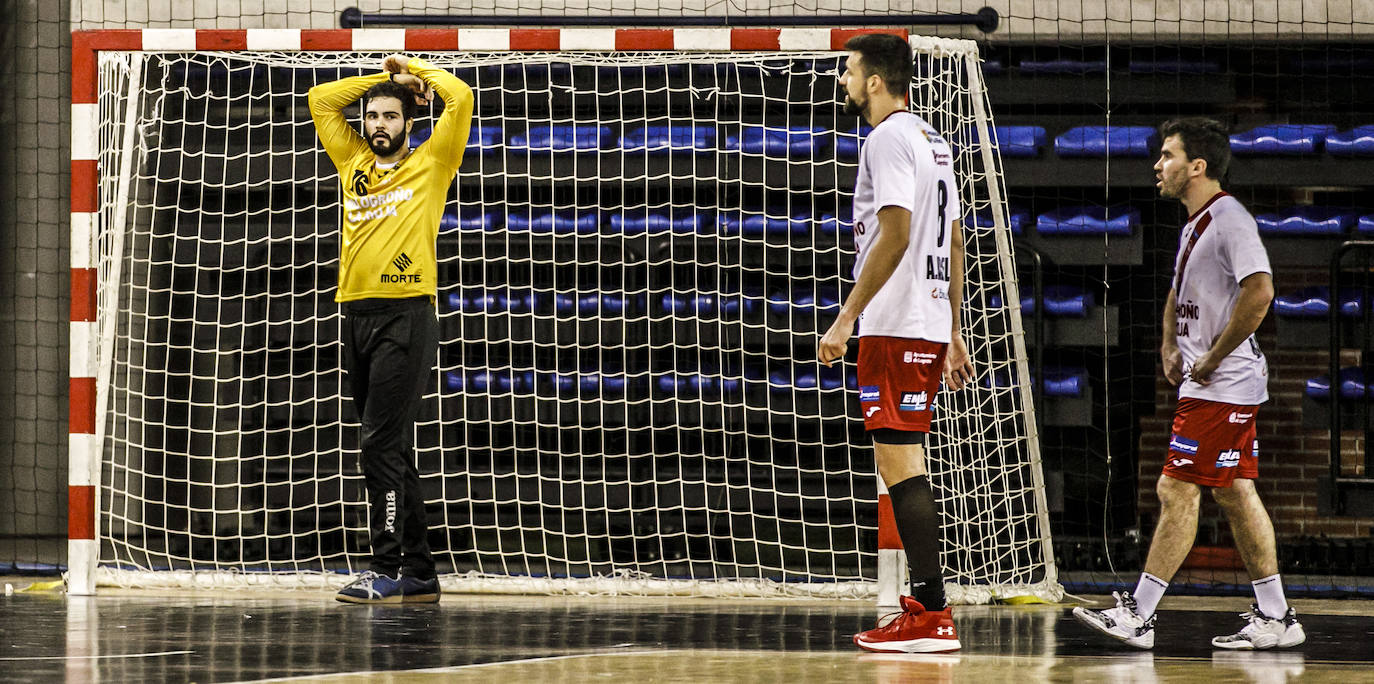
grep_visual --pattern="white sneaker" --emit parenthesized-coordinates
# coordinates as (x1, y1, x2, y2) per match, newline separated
(1072, 591, 1156, 649)
(1212, 605, 1306, 650)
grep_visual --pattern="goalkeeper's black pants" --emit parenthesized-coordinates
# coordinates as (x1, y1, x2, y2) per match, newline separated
(341, 296, 439, 580)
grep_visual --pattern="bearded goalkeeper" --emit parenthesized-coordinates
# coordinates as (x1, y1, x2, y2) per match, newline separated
(308, 54, 473, 604)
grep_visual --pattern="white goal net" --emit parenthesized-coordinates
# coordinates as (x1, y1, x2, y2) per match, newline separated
(84, 35, 1059, 602)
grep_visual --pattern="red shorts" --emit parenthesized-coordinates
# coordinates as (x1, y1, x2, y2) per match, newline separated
(1162, 397, 1260, 487)
(857, 337, 947, 432)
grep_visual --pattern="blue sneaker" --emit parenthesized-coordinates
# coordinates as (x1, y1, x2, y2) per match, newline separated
(335, 571, 403, 604)
(398, 575, 441, 604)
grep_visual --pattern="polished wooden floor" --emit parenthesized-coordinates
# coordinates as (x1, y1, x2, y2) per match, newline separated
(0, 581, 1369, 683)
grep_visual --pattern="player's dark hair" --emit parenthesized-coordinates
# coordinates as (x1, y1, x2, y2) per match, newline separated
(363, 80, 418, 121)
(843, 33, 914, 98)
(1160, 117, 1231, 179)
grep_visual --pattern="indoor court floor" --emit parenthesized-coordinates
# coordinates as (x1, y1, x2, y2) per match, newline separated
(1, 581, 1370, 683)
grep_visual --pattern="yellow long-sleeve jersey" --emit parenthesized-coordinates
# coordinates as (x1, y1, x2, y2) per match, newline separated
(308, 58, 474, 302)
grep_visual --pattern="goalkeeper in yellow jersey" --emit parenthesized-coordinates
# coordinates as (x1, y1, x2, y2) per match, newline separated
(308, 54, 473, 604)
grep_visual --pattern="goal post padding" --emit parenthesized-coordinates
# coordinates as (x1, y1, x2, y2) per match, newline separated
(69, 28, 1060, 603)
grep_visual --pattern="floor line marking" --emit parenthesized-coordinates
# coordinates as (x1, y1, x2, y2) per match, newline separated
(227, 650, 687, 683)
(0, 650, 193, 661)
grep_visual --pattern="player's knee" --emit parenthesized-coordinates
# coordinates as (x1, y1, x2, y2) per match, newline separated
(1156, 475, 1199, 512)
(1210, 479, 1254, 509)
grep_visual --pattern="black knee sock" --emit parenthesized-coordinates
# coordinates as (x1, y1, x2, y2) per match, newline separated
(887, 475, 946, 610)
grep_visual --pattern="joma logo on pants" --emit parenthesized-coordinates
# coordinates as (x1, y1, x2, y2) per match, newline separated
(384, 491, 397, 533)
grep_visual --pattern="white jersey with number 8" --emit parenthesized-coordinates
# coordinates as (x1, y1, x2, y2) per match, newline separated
(851, 111, 958, 342)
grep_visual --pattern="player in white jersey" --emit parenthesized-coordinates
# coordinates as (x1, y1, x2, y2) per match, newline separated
(818, 32, 973, 654)
(1074, 118, 1305, 651)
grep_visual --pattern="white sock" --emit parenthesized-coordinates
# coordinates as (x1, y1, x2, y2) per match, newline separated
(1252, 574, 1289, 618)
(1132, 572, 1168, 619)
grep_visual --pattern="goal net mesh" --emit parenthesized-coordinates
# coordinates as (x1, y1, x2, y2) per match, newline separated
(90, 40, 1059, 602)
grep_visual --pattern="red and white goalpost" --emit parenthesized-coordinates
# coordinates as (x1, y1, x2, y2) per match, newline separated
(68, 27, 1058, 604)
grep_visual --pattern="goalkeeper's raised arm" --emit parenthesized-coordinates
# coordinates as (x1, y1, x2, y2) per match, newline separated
(383, 54, 474, 170)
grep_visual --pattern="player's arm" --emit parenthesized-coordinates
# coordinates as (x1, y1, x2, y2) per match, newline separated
(818, 205, 909, 366)
(1161, 287, 1183, 386)
(943, 219, 973, 390)
(388, 55, 474, 170)
(307, 72, 389, 170)
(1189, 272, 1273, 385)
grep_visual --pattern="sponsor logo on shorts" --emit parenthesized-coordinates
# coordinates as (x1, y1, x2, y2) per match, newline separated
(902, 351, 939, 365)
(899, 391, 928, 411)
(1170, 458, 1194, 467)
(1228, 411, 1253, 424)
(1216, 450, 1241, 468)
(1169, 434, 1199, 456)
(859, 386, 881, 402)
(1253, 439, 1259, 458)
(866, 406, 882, 418)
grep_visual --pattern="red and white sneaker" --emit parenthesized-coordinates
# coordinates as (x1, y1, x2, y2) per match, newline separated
(853, 596, 961, 653)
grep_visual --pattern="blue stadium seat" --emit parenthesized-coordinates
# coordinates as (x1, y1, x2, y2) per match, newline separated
(1044, 368, 1088, 397)
(990, 285, 1093, 317)
(1305, 367, 1368, 400)
(763, 289, 842, 316)
(660, 292, 744, 317)
(459, 370, 535, 394)
(464, 290, 505, 314)
(412, 125, 502, 153)
(1291, 286, 1364, 316)
(509, 125, 611, 152)
(533, 291, 639, 316)
(506, 212, 601, 235)
(577, 371, 633, 395)
(444, 371, 464, 392)
(1273, 286, 1363, 318)
(1054, 126, 1157, 158)
(795, 289, 842, 314)
(966, 207, 1031, 235)
(1323, 126, 1374, 156)
(1255, 207, 1356, 235)
(657, 372, 744, 397)
(817, 213, 854, 236)
(618, 125, 717, 154)
(658, 373, 704, 395)
(610, 211, 714, 235)
(983, 366, 1087, 396)
(742, 211, 812, 236)
(1360, 215, 1374, 234)
(1036, 206, 1140, 235)
(994, 126, 1049, 157)
(1229, 124, 1337, 155)
(410, 125, 501, 153)
(539, 371, 577, 395)
(1018, 59, 1108, 74)
(834, 126, 873, 159)
(732, 126, 833, 158)
(771, 366, 843, 392)
(440, 212, 501, 232)
(450, 289, 535, 314)
(1128, 60, 1221, 74)
(578, 293, 634, 316)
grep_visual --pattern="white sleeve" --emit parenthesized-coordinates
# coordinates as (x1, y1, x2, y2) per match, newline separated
(868, 130, 919, 213)
(1224, 214, 1271, 283)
